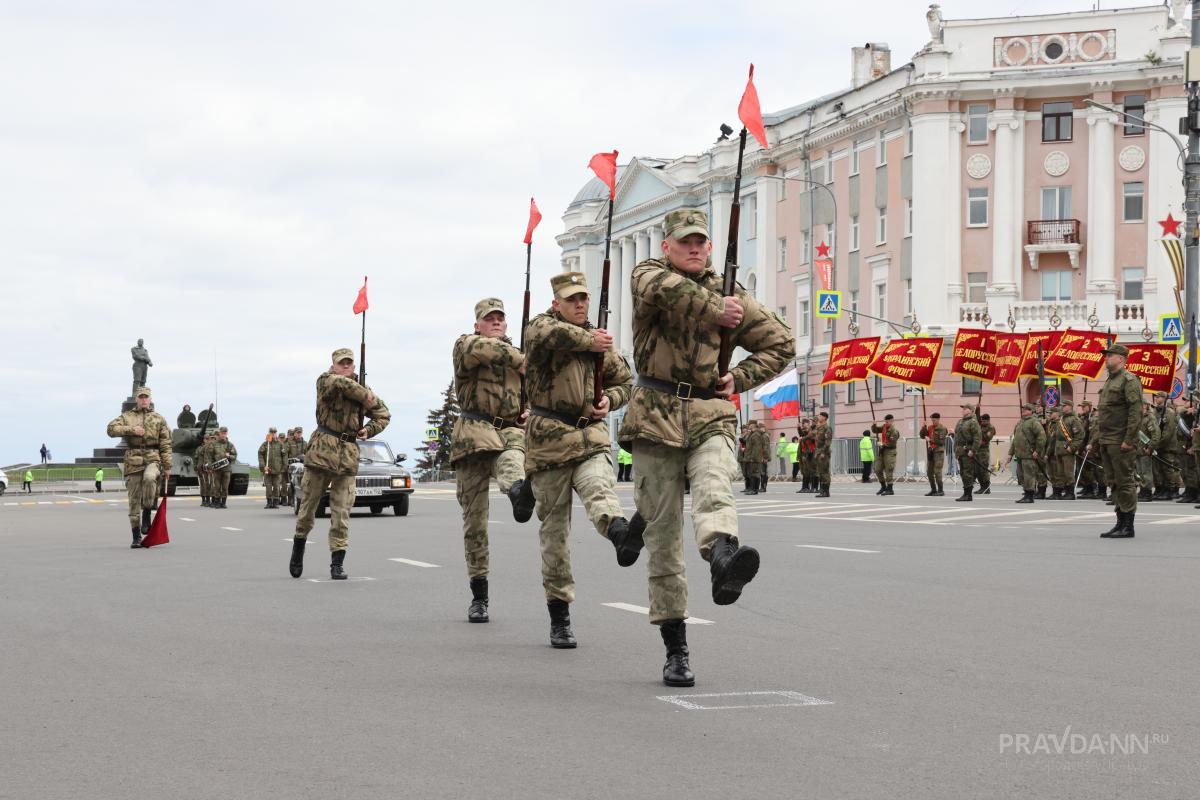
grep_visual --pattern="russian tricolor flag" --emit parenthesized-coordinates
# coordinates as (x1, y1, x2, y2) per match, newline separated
(752, 368, 799, 420)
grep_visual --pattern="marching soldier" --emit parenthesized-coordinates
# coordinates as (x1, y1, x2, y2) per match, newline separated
(290, 348, 391, 579)
(1097, 343, 1142, 537)
(1008, 403, 1046, 503)
(1151, 391, 1182, 500)
(1045, 407, 1063, 494)
(1137, 401, 1159, 501)
(449, 298, 530, 623)
(953, 404, 981, 502)
(619, 207, 794, 687)
(524, 271, 636, 649)
(813, 412, 832, 497)
(871, 414, 900, 495)
(106, 386, 172, 547)
(257, 427, 287, 509)
(977, 413, 996, 494)
(919, 412, 947, 497)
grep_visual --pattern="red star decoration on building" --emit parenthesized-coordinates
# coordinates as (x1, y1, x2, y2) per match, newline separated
(815, 241, 831, 258)
(1159, 213, 1182, 238)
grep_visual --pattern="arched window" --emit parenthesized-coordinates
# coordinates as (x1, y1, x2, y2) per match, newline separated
(747, 272, 758, 299)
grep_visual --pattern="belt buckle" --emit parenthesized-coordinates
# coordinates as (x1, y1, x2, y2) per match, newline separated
(341, 432, 355, 442)
(576, 417, 591, 429)
(676, 381, 693, 400)
(492, 416, 505, 429)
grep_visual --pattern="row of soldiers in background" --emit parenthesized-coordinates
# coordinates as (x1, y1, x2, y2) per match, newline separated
(918, 406, 995, 501)
(739, 414, 835, 497)
(257, 427, 307, 509)
(737, 420, 770, 495)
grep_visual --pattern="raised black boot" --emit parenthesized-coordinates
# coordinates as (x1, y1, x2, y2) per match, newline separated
(508, 478, 535, 523)
(660, 619, 695, 687)
(289, 537, 306, 578)
(130, 525, 143, 549)
(468, 577, 489, 623)
(1101, 511, 1127, 538)
(330, 549, 348, 580)
(708, 533, 760, 606)
(547, 599, 576, 648)
(609, 513, 645, 567)
(1015, 489, 1034, 504)
(955, 486, 972, 502)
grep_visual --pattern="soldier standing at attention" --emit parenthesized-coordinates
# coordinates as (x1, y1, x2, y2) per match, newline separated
(210, 427, 237, 509)
(1097, 343, 1143, 538)
(1137, 400, 1159, 501)
(738, 422, 755, 494)
(619, 208, 794, 687)
(290, 348, 390, 579)
(952, 404, 981, 502)
(1075, 401, 1097, 499)
(106, 386, 172, 548)
(812, 412, 833, 497)
(748, 421, 769, 494)
(450, 298, 530, 624)
(1008, 403, 1046, 503)
(976, 413, 996, 494)
(177, 404, 195, 429)
(1151, 391, 1183, 500)
(289, 427, 307, 460)
(258, 427, 286, 509)
(1180, 396, 1200, 504)
(196, 432, 212, 507)
(871, 414, 900, 495)
(1048, 401, 1083, 500)
(919, 412, 947, 497)
(523, 272, 636, 648)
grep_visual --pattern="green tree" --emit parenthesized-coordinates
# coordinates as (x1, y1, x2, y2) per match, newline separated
(415, 381, 460, 477)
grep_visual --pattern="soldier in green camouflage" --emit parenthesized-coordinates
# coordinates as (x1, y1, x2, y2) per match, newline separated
(258, 427, 287, 509)
(1180, 396, 1199, 504)
(743, 421, 768, 493)
(812, 412, 832, 497)
(737, 422, 755, 494)
(450, 297, 530, 623)
(107, 386, 172, 547)
(977, 413, 996, 494)
(1097, 343, 1143, 537)
(1008, 403, 1046, 503)
(290, 348, 391, 579)
(524, 272, 635, 649)
(1049, 400, 1084, 499)
(952, 404, 981, 502)
(288, 427, 307, 460)
(618, 207, 794, 687)
(1151, 391, 1182, 500)
(1136, 401, 1159, 501)
(871, 414, 900, 495)
(209, 427, 237, 509)
(919, 412, 947, 496)
(1075, 401, 1098, 498)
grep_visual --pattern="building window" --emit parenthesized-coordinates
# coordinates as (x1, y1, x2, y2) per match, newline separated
(799, 377, 808, 410)
(905, 279, 913, 314)
(746, 195, 757, 239)
(799, 300, 811, 335)
(967, 187, 989, 226)
(875, 283, 887, 318)
(850, 289, 860, 314)
(801, 230, 811, 265)
(1040, 270, 1072, 302)
(847, 381, 857, 404)
(850, 215, 860, 251)
(873, 375, 883, 402)
(1042, 101, 1073, 142)
(905, 123, 913, 155)
(1123, 94, 1145, 136)
(904, 198, 913, 237)
(1041, 186, 1072, 220)
(778, 305, 787, 323)
(1123, 182, 1144, 222)
(850, 140, 862, 175)
(967, 271, 987, 303)
(822, 384, 834, 407)
(1122, 267, 1144, 300)
(967, 104, 989, 144)
(777, 237, 788, 272)
(828, 223, 836, 256)
(962, 377, 982, 395)
(876, 206, 888, 244)
(825, 151, 834, 185)
(877, 129, 888, 166)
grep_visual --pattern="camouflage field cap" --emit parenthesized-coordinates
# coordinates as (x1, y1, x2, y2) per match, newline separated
(551, 271, 589, 300)
(135, 386, 152, 397)
(269, 427, 277, 433)
(1102, 343, 1129, 357)
(1079, 400, 1092, 408)
(1022, 403, 1035, 411)
(218, 426, 228, 433)
(475, 298, 505, 320)
(1154, 390, 1168, 399)
(331, 347, 354, 363)
(664, 208, 709, 240)
(1061, 400, 1073, 408)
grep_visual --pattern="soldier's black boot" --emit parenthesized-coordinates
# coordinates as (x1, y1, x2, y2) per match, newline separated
(547, 600, 576, 649)
(468, 577, 489, 623)
(140, 507, 152, 536)
(289, 537, 306, 578)
(1036, 486, 1047, 499)
(884, 483, 895, 496)
(1015, 490, 1034, 504)
(609, 513, 645, 568)
(1063, 487, 1076, 500)
(955, 487, 972, 502)
(330, 549, 348, 580)
(1137, 487, 1152, 501)
(875, 483, 885, 496)
(1176, 487, 1196, 503)
(936, 479, 946, 496)
(660, 619, 695, 687)
(759, 477, 767, 493)
(817, 482, 830, 498)
(708, 533, 760, 606)
(264, 498, 273, 509)
(924, 479, 937, 497)
(1096, 483, 1108, 501)
(201, 496, 209, 507)
(508, 478, 535, 523)
(1101, 512, 1127, 538)
(1078, 484, 1095, 500)
(130, 525, 143, 548)
(979, 484, 991, 495)
(1112, 512, 1136, 538)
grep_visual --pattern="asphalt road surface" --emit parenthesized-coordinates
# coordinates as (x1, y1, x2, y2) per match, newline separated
(2, 480, 1197, 799)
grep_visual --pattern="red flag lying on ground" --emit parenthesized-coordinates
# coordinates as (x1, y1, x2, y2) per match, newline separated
(353, 276, 369, 315)
(1124, 343, 1177, 393)
(588, 151, 619, 199)
(738, 64, 769, 149)
(140, 496, 170, 548)
(524, 198, 542, 245)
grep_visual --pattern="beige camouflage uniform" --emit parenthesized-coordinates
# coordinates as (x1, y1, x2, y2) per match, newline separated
(525, 275, 632, 604)
(451, 299, 527, 579)
(295, 353, 391, 552)
(618, 209, 795, 624)
(106, 388, 172, 527)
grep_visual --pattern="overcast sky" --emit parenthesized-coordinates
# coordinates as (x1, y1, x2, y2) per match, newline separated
(0, 0, 1108, 468)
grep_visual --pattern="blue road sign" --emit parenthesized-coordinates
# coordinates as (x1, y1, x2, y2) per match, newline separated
(1160, 314, 1183, 344)
(1042, 386, 1059, 408)
(816, 290, 842, 318)
(1171, 377, 1184, 400)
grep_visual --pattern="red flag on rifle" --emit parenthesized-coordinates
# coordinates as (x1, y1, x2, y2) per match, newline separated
(140, 496, 170, 548)
(739, 64, 769, 149)
(524, 198, 542, 245)
(588, 151, 619, 199)
(353, 276, 368, 314)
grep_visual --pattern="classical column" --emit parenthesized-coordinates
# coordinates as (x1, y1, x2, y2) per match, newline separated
(577, 243, 602, 309)
(710, 190, 733, 273)
(985, 110, 1021, 325)
(649, 224, 664, 256)
(911, 108, 955, 331)
(628, 232, 648, 353)
(1086, 105, 1118, 308)
(619, 237, 637, 350)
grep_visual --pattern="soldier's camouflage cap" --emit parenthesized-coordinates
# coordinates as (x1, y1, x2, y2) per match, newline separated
(1102, 343, 1129, 357)
(269, 427, 277, 433)
(1061, 400, 1073, 407)
(218, 426, 228, 433)
(930, 412, 940, 418)
(1079, 400, 1092, 407)
(475, 298, 505, 320)
(664, 208, 709, 240)
(331, 347, 354, 363)
(135, 386, 152, 397)
(551, 272, 589, 300)
(1022, 403, 1035, 411)
(1154, 390, 1168, 399)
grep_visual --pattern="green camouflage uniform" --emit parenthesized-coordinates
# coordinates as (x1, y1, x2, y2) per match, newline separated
(1052, 407, 1084, 492)
(450, 325, 527, 580)
(211, 431, 237, 500)
(919, 420, 947, 493)
(617, 227, 794, 625)
(1009, 414, 1047, 492)
(258, 434, 287, 503)
(1181, 404, 1198, 495)
(1137, 405, 1159, 491)
(1152, 399, 1182, 493)
(294, 362, 391, 552)
(1076, 409, 1097, 492)
(978, 420, 996, 491)
(107, 398, 172, 527)
(870, 421, 900, 488)
(953, 413, 982, 491)
(524, 293, 632, 605)
(813, 420, 833, 485)
(744, 426, 768, 489)
(1097, 364, 1143, 514)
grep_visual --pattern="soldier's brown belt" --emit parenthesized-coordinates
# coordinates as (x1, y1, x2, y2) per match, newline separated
(316, 424, 358, 443)
(530, 407, 599, 429)
(461, 410, 522, 430)
(636, 376, 718, 401)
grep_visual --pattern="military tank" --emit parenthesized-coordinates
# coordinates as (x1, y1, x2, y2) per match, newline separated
(167, 406, 250, 496)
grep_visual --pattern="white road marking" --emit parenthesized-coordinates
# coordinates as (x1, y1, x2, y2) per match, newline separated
(797, 545, 880, 553)
(178, 517, 196, 522)
(388, 557, 441, 568)
(926, 508, 1050, 525)
(657, 690, 833, 711)
(306, 576, 376, 583)
(221, 526, 242, 532)
(1149, 515, 1197, 525)
(3, 502, 15, 506)
(37, 502, 52, 505)
(602, 602, 713, 625)
(851, 507, 968, 521)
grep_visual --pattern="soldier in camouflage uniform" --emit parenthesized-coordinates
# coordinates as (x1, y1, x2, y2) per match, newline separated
(919, 412, 947, 497)
(952, 404, 981, 502)
(744, 421, 769, 494)
(976, 413, 996, 494)
(1151, 390, 1182, 500)
(525, 271, 635, 649)
(1180, 395, 1200, 504)
(177, 404, 195, 428)
(288, 427, 307, 460)
(618, 208, 794, 687)
(1008, 403, 1046, 503)
(258, 427, 287, 509)
(1136, 401, 1159, 501)
(812, 411, 832, 497)
(290, 348, 391, 579)
(737, 422, 756, 494)
(1096, 344, 1142, 536)
(450, 297, 530, 623)
(196, 432, 213, 507)
(106, 386, 172, 547)
(795, 418, 814, 492)
(870, 414, 900, 495)
(1075, 401, 1098, 499)
(1051, 400, 1084, 499)
(209, 427, 237, 509)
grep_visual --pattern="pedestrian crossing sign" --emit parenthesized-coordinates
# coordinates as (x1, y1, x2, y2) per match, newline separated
(816, 290, 842, 318)
(1160, 314, 1183, 344)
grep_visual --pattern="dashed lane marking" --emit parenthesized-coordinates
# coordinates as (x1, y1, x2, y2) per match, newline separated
(797, 545, 880, 554)
(221, 526, 242, 532)
(306, 577, 376, 583)
(602, 602, 713, 625)
(388, 558, 441, 568)
(657, 691, 833, 711)
(179, 517, 196, 522)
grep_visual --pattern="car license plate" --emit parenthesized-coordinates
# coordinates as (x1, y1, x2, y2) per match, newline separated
(355, 487, 383, 496)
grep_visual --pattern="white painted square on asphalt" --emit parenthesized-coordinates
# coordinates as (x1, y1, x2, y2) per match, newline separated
(657, 690, 833, 711)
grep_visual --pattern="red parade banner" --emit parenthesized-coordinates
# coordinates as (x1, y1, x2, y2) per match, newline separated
(949, 328, 996, 382)
(821, 336, 881, 385)
(1124, 343, 1177, 393)
(815, 257, 833, 291)
(866, 337, 944, 388)
(1019, 330, 1063, 377)
(991, 332, 1029, 386)
(1042, 329, 1111, 380)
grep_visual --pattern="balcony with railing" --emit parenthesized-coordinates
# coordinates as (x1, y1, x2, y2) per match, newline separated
(1024, 219, 1082, 270)
(958, 300, 1145, 328)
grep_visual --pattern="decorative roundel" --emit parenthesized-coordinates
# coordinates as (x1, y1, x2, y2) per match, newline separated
(1118, 145, 1146, 172)
(1040, 34, 1069, 64)
(1001, 37, 1031, 67)
(966, 153, 992, 179)
(1044, 151, 1070, 177)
